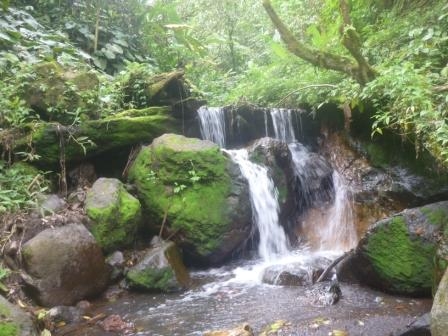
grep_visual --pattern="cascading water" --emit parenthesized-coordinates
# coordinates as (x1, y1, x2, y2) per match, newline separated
(197, 105, 357, 256)
(197, 106, 226, 148)
(224, 149, 289, 261)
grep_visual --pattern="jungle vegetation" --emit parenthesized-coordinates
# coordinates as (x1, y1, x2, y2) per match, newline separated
(0, 0, 447, 213)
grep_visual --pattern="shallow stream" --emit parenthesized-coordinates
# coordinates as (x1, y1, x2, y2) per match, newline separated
(82, 254, 431, 336)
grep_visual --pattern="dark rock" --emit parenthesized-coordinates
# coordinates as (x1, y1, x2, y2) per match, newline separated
(21, 223, 109, 307)
(338, 201, 448, 296)
(248, 137, 294, 213)
(128, 134, 252, 265)
(431, 267, 448, 336)
(68, 162, 97, 189)
(0, 295, 38, 336)
(394, 313, 430, 336)
(85, 178, 142, 252)
(126, 241, 190, 292)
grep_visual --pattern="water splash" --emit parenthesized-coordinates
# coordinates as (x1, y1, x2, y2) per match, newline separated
(197, 106, 226, 148)
(225, 149, 289, 261)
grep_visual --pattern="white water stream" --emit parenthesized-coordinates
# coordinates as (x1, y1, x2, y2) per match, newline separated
(224, 149, 289, 261)
(197, 106, 357, 284)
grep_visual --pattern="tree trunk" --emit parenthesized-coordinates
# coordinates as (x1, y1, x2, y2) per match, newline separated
(262, 0, 375, 84)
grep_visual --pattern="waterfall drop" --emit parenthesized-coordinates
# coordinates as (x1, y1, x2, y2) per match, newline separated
(197, 106, 226, 148)
(225, 149, 289, 261)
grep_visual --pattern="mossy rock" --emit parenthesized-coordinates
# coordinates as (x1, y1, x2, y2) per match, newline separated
(0, 106, 179, 168)
(0, 296, 37, 335)
(22, 61, 100, 123)
(126, 241, 190, 292)
(85, 178, 142, 252)
(128, 133, 251, 265)
(343, 201, 448, 296)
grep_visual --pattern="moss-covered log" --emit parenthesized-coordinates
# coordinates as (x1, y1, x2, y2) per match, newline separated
(0, 107, 181, 167)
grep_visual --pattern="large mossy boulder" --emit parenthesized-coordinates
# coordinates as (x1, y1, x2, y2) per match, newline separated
(23, 61, 100, 123)
(0, 296, 37, 336)
(21, 223, 109, 307)
(431, 267, 448, 336)
(339, 201, 448, 296)
(126, 240, 190, 292)
(128, 133, 252, 265)
(85, 178, 142, 252)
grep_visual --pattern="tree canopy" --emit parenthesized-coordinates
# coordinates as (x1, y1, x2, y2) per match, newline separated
(1, 0, 447, 166)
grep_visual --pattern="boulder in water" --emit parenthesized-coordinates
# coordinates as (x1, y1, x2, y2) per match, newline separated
(262, 257, 329, 286)
(128, 133, 252, 265)
(21, 223, 109, 307)
(85, 178, 142, 252)
(126, 241, 190, 292)
(338, 201, 448, 296)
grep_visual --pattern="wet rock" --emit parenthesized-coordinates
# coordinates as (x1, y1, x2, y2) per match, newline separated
(262, 258, 328, 286)
(128, 134, 252, 265)
(248, 138, 295, 215)
(106, 251, 125, 281)
(0, 295, 38, 336)
(21, 223, 109, 307)
(338, 201, 448, 296)
(48, 305, 84, 324)
(431, 267, 448, 336)
(85, 178, 142, 252)
(394, 313, 430, 336)
(99, 314, 134, 333)
(126, 241, 190, 292)
(203, 323, 254, 336)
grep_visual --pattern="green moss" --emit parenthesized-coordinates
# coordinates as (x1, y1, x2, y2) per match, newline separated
(86, 180, 141, 252)
(4, 110, 179, 168)
(0, 322, 18, 336)
(128, 136, 233, 256)
(365, 216, 436, 293)
(127, 267, 174, 291)
(421, 206, 448, 227)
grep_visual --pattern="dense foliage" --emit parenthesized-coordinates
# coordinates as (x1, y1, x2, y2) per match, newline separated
(0, 0, 447, 213)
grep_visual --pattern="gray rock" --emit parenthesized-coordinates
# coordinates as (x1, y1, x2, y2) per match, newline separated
(106, 251, 125, 282)
(431, 267, 448, 336)
(126, 241, 190, 292)
(21, 223, 109, 307)
(37, 194, 66, 216)
(0, 295, 38, 335)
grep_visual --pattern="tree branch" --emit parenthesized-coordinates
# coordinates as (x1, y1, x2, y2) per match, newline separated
(339, 0, 376, 84)
(262, 0, 375, 84)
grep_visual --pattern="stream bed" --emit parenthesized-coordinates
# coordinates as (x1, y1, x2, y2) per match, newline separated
(78, 256, 432, 336)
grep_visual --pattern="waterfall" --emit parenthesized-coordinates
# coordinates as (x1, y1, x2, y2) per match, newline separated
(197, 106, 226, 148)
(321, 171, 357, 251)
(271, 108, 296, 143)
(197, 105, 357, 255)
(225, 149, 289, 261)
